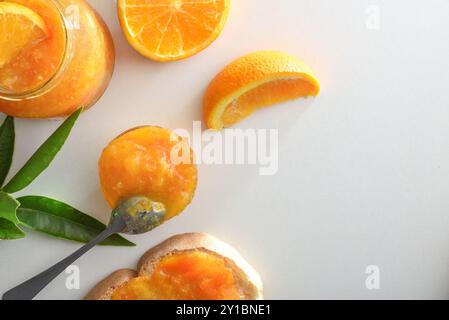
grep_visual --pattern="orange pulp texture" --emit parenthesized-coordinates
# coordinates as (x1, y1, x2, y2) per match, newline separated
(117, 0, 230, 61)
(112, 250, 241, 300)
(0, 2, 48, 70)
(98, 126, 197, 220)
(222, 78, 318, 127)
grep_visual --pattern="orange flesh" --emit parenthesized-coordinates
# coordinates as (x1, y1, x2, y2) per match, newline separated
(98, 126, 197, 219)
(112, 251, 241, 300)
(222, 78, 317, 127)
(0, 0, 66, 93)
(119, 0, 229, 60)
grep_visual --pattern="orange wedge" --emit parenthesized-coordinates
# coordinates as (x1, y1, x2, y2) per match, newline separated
(0, 1, 48, 68)
(203, 51, 320, 130)
(117, 0, 230, 62)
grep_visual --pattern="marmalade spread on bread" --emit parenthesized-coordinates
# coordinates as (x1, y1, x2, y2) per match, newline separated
(111, 250, 243, 300)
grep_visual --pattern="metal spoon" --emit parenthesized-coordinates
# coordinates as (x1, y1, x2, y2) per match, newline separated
(1, 196, 166, 300)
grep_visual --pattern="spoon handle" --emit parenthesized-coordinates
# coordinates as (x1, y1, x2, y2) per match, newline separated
(2, 216, 126, 300)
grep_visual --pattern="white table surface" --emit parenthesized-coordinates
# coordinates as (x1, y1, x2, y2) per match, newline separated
(1, 0, 449, 300)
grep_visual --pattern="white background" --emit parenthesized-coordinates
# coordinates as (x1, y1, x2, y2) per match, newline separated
(1, 0, 449, 300)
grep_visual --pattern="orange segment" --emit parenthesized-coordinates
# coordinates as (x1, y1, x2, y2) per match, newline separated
(203, 51, 321, 130)
(0, 1, 48, 69)
(98, 126, 197, 220)
(117, 0, 230, 61)
(112, 251, 241, 300)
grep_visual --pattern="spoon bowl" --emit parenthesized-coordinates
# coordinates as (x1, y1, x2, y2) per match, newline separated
(111, 196, 166, 235)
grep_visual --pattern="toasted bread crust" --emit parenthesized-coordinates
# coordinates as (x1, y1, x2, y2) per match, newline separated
(85, 233, 263, 300)
(84, 269, 137, 300)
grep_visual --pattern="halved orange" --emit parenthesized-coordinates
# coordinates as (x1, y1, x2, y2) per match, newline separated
(203, 51, 320, 130)
(0, 1, 48, 68)
(117, 0, 230, 62)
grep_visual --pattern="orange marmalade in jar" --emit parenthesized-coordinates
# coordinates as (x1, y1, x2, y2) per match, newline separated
(0, 0, 114, 118)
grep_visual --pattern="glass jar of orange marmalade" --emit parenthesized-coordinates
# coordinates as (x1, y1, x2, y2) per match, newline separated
(0, 0, 114, 118)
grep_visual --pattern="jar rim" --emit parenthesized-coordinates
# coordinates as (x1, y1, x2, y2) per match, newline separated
(0, 0, 73, 101)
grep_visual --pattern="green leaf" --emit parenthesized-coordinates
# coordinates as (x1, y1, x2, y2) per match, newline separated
(0, 191, 24, 239)
(0, 116, 15, 187)
(3, 108, 82, 194)
(0, 218, 25, 239)
(0, 191, 20, 225)
(16, 196, 135, 247)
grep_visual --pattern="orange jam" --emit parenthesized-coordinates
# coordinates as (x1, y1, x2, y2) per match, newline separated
(111, 251, 242, 300)
(0, 0, 114, 118)
(99, 126, 198, 220)
(0, 0, 65, 93)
